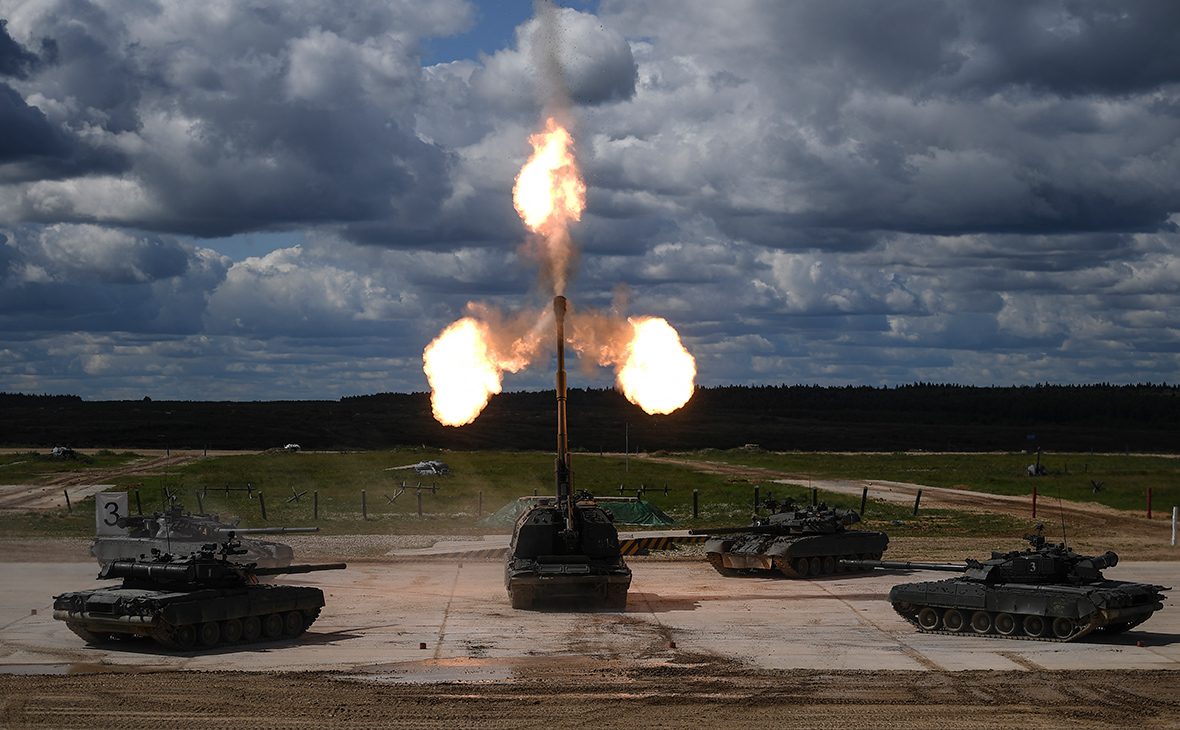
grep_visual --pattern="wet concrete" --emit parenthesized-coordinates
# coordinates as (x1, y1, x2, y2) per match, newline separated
(1, 560, 1176, 677)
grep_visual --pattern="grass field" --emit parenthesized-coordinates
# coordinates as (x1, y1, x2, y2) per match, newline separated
(1, 448, 1171, 541)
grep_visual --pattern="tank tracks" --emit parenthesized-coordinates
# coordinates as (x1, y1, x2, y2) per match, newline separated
(65, 607, 322, 651)
(707, 552, 882, 578)
(889, 602, 1103, 642)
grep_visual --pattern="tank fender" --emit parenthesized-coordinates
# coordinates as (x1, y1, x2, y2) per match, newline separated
(888, 581, 987, 610)
(982, 590, 1094, 619)
(703, 537, 735, 554)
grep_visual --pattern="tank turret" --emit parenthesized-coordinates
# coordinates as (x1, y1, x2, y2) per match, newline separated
(90, 503, 317, 568)
(55, 535, 345, 650)
(843, 526, 1168, 641)
(503, 296, 632, 610)
(689, 498, 889, 578)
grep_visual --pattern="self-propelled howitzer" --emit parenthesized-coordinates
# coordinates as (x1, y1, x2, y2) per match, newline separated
(842, 528, 1168, 641)
(690, 499, 889, 578)
(55, 535, 345, 650)
(503, 296, 632, 610)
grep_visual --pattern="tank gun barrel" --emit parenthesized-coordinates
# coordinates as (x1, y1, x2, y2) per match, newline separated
(211, 526, 320, 535)
(839, 559, 968, 572)
(689, 525, 777, 536)
(252, 562, 347, 577)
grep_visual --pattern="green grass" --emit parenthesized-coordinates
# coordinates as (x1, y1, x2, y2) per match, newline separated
(0, 448, 1168, 541)
(680, 449, 1179, 514)
(0, 449, 143, 484)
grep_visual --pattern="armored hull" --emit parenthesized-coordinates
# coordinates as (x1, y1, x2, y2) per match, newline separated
(705, 530, 888, 578)
(54, 539, 344, 651)
(889, 577, 1166, 642)
(845, 528, 1168, 642)
(696, 501, 888, 578)
(91, 504, 313, 568)
(54, 582, 326, 650)
(505, 500, 631, 610)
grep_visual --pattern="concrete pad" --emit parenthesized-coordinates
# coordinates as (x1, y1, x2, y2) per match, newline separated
(1, 560, 1176, 674)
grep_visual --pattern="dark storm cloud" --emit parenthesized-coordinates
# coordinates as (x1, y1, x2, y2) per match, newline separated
(2, 0, 1179, 399)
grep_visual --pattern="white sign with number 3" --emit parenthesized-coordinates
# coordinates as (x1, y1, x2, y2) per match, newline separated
(96, 492, 129, 536)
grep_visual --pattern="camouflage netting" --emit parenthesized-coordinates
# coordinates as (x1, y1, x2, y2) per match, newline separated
(477, 497, 679, 528)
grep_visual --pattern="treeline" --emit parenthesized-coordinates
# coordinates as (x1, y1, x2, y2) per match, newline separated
(3, 383, 1178, 453)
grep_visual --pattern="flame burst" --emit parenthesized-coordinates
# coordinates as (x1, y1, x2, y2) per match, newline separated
(513, 117, 585, 295)
(616, 317, 697, 415)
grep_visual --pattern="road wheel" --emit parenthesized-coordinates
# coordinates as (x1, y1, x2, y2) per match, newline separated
(198, 621, 220, 647)
(808, 557, 822, 576)
(942, 609, 965, 632)
(1022, 614, 1046, 637)
(821, 556, 836, 575)
(1051, 617, 1076, 639)
(794, 558, 809, 577)
(173, 624, 197, 649)
(970, 611, 993, 634)
(994, 613, 1016, 635)
(917, 607, 941, 630)
(835, 555, 849, 573)
(241, 616, 261, 642)
(283, 610, 305, 637)
(221, 618, 242, 644)
(262, 613, 284, 639)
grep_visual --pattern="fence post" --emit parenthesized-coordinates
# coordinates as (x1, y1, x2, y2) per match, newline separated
(913, 489, 922, 516)
(860, 487, 868, 515)
(417, 489, 423, 517)
(314, 490, 319, 521)
(1147, 487, 1152, 519)
(478, 490, 483, 516)
(811, 487, 818, 506)
(1172, 506, 1177, 547)
(362, 490, 367, 520)
(259, 492, 267, 520)
(692, 489, 699, 519)
(63, 490, 72, 513)
(753, 486, 759, 513)
(135, 489, 143, 515)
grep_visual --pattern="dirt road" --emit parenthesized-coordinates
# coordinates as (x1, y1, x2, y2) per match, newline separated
(0, 451, 247, 511)
(3, 666, 1178, 729)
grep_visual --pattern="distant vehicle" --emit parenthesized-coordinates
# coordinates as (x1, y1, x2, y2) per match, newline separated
(843, 526, 1169, 642)
(284, 444, 301, 452)
(55, 536, 345, 650)
(414, 460, 449, 475)
(91, 503, 317, 568)
(50, 446, 77, 459)
(690, 498, 888, 578)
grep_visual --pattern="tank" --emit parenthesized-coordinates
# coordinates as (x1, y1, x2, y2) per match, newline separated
(91, 503, 318, 568)
(843, 527, 1169, 642)
(689, 498, 889, 578)
(54, 535, 346, 650)
(504, 296, 632, 610)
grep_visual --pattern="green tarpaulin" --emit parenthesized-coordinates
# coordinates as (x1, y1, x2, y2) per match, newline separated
(476, 497, 680, 528)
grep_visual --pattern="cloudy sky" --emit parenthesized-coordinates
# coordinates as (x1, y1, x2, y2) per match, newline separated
(1, 0, 1179, 401)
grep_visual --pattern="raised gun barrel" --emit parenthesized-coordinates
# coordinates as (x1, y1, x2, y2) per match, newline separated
(838, 559, 969, 572)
